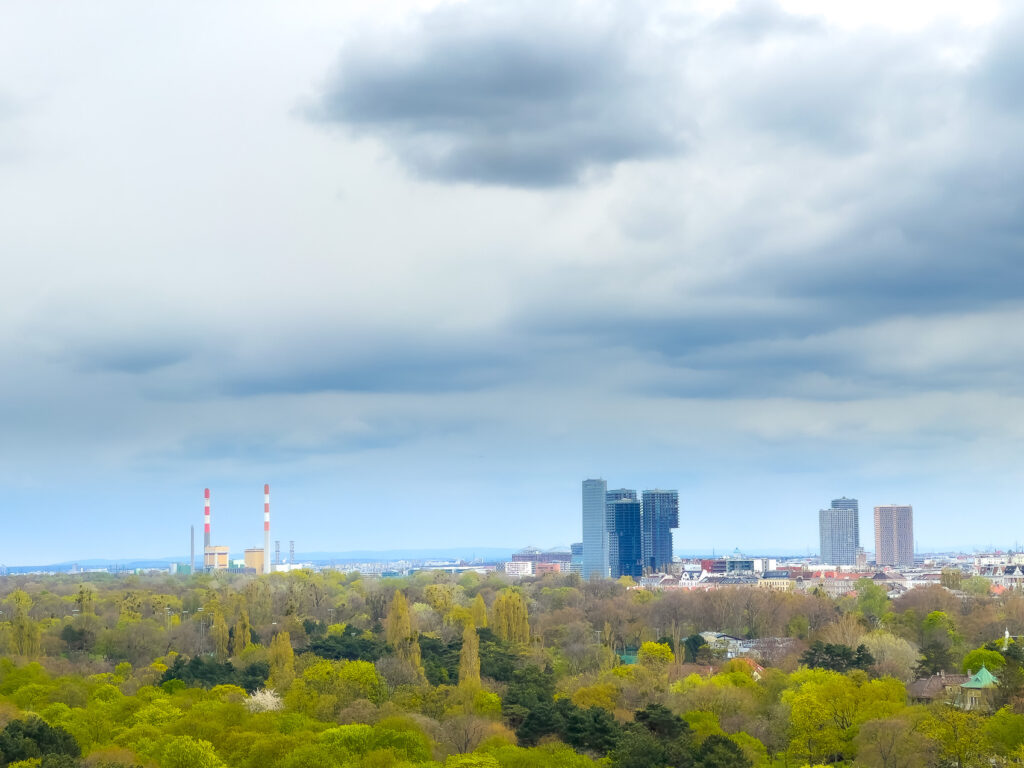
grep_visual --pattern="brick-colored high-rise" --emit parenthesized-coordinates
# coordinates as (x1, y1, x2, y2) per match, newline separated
(874, 505, 914, 567)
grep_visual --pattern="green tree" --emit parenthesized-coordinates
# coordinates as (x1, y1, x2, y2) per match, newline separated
(919, 706, 991, 768)
(211, 611, 229, 660)
(5, 590, 41, 658)
(696, 734, 752, 768)
(160, 736, 225, 768)
(854, 717, 935, 768)
(492, 589, 529, 644)
(940, 569, 963, 590)
(856, 579, 890, 623)
(458, 623, 481, 687)
(231, 610, 251, 656)
(268, 631, 295, 691)
(0, 718, 80, 763)
(962, 648, 1006, 675)
(683, 633, 710, 663)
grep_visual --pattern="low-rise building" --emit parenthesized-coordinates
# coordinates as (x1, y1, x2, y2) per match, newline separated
(504, 561, 534, 578)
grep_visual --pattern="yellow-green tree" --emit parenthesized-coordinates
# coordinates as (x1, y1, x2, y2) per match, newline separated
(459, 623, 481, 687)
(5, 590, 40, 658)
(231, 611, 252, 656)
(161, 735, 226, 768)
(386, 590, 424, 677)
(492, 589, 529, 644)
(74, 584, 95, 615)
(268, 631, 295, 691)
(638, 641, 674, 670)
(470, 594, 488, 628)
(211, 611, 229, 660)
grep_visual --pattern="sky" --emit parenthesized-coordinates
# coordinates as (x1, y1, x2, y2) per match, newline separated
(1, 0, 1023, 564)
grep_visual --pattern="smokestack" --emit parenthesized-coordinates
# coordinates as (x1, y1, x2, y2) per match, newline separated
(263, 484, 271, 575)
(190, 525, 195, 574)
(289, 540, 295, 564)
(275, 540, 280, 566)
(204, 488, 211, 553)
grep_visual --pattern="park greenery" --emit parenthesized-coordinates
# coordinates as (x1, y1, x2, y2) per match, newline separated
(1, 570, 1024, 766)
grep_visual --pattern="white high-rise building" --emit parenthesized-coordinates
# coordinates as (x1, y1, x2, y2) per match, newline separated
(819, 498, 860, 566)
(582, 479, 609, 580)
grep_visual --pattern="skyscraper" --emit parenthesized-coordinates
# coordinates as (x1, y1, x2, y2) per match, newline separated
(610, 497, 643, 579)
(641, 489, 679, 573)
(606, 488, 636, 576)
(819, 497, 859, 565)
(874, 505, 914, 567)
(581, 479, 609, 580)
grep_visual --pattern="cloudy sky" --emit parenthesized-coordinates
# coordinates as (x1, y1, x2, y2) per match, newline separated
(2, 0, 1022, 564)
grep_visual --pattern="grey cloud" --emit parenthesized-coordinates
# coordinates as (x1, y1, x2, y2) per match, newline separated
(311, 2, 682, 186)
(220, 342, 515, 397)
(76, 340, 193, 374)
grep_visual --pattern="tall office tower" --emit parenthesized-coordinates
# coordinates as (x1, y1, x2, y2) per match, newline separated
(610, 498, 643, 579)
(605, 489, 637, 579)
(641, 490, 679, 573)
(582, 479, 609, 580)
(819, 497, 859, 565)
(874, 505, 914, 567)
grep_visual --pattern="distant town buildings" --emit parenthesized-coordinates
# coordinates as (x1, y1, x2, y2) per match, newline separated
(874, 504, 915, 566)
(819, 497, 860, 565)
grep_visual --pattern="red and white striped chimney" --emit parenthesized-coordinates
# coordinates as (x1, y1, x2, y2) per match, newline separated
(204, 488, 211, 551)
(263, 484, 271, 574)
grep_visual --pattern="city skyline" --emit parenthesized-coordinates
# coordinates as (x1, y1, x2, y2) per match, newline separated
(3, 2, 1024, 563)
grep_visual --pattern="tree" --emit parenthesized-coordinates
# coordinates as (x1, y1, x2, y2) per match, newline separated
(696, 734, 752, 768)
(386, 591, 424, 678)
(940, 569, 963, 591)
(211, 611, 229, 660)
(160, 736, 226, 768)
(458, 623, 481, 687)
(862, 631, 919, 681)
(0, 718, 80, 763)
(637, 641, 674, 670)
(684, 633, 710, 663)
(962, 648, 1006, 675)
(854, 718, 935, 768)
(268, 631, 295, 691)
(799, 641, 874, 673)
(962, 576, 992, 597)
(471, 594, 488, 628)
(856, 579, 890, 624)
(919, 706, 991, 768)
(492, 589, 530, 645)
(5, 590, 40, 658)
(231, 610, 251, 656)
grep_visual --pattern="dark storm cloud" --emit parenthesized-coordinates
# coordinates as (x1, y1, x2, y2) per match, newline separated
(312, 2, 682, 186)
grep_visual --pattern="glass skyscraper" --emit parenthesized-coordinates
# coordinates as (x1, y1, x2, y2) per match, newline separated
(641, 489, 679, 573)
(610, 497, 643, 579)
(581, 479, 608, 580)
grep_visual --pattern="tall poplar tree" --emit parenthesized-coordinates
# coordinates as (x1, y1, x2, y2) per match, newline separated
(492, 589, 529, 644)
(458, 623, 481, 687)
(386, 590, 424, 678)
(231, 610, 252, 656)
(268, 631, 295, 691)
(470, 594, 488, 628)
